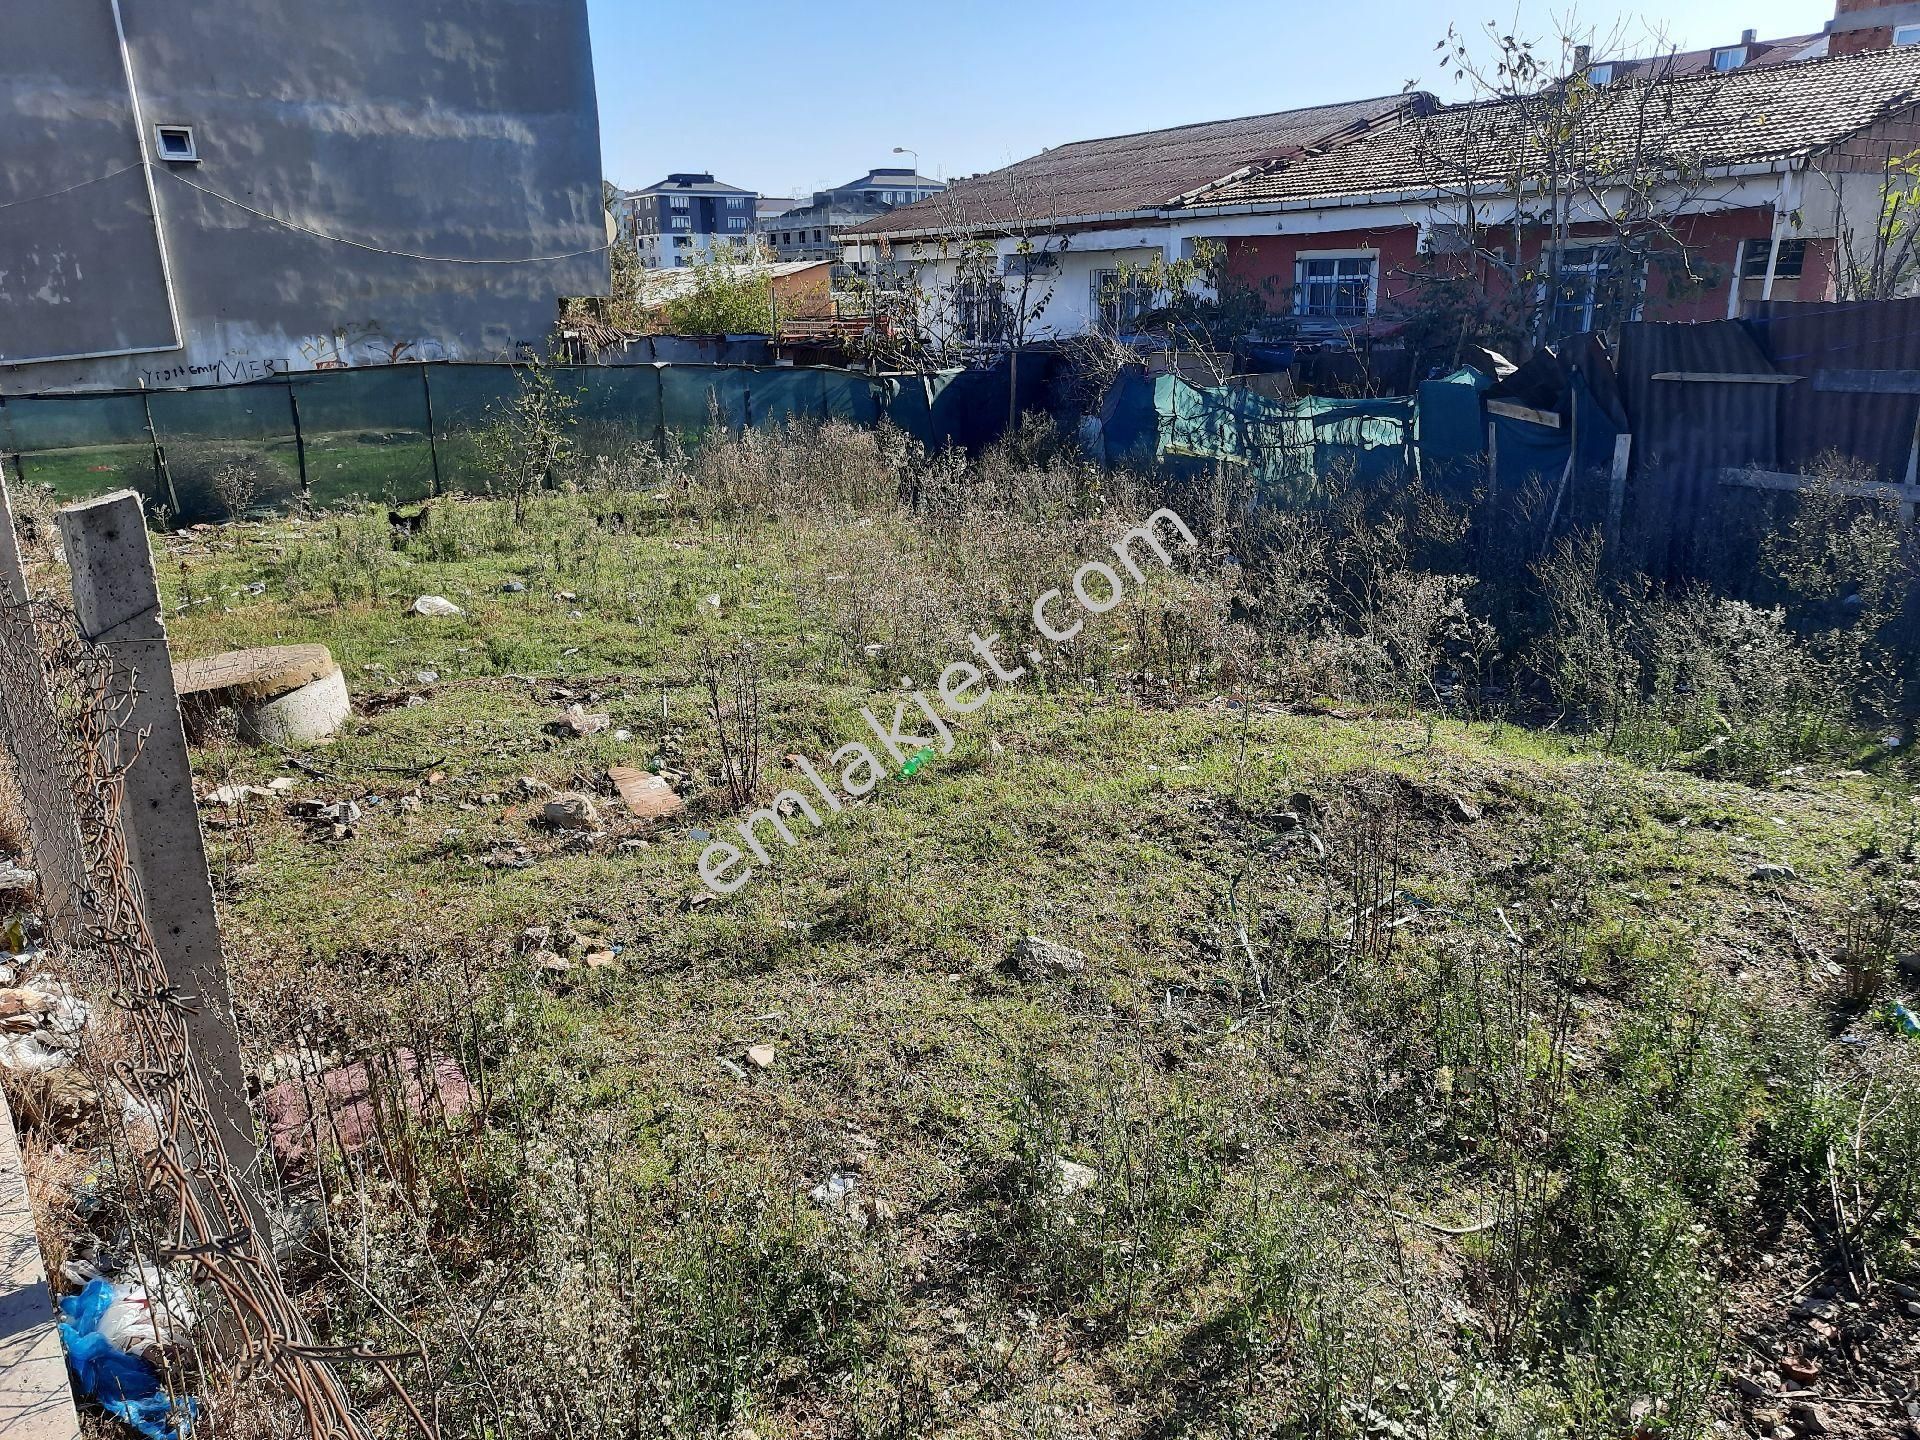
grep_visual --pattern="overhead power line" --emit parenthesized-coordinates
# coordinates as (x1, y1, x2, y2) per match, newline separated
(161, 167, 613, 265)
(0, 162, 145, 213)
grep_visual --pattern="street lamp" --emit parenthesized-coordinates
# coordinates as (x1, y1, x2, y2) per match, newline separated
(892, 145, 918, 172)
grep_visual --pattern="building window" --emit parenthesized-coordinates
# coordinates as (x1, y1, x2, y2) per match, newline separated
(669, 195, 689, 210)
(1712, 46, 1746, 70)
(1896, 22, 1920, 44)
(1543, 243, 1623, 336)
(1587, 62, 1614, 84)
(813, 229, 824, 242)
(728, 195, 746, 208)
(154, 124, 199, 162)
(672, 215, 689, 230)
(728, 216, 746, 231)
(1294, 253, 1376, 319)
(954, 279, 1004, 344)
(1740, 237, 1808, 280)
(1092, 269, 1155, 332)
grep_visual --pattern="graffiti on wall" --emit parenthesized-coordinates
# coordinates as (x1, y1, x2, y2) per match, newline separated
(297, 324, 452, 370)
(141, 355, 289, 388)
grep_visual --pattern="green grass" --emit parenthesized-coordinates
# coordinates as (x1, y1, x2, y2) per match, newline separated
(151, 487, 1920, 1440)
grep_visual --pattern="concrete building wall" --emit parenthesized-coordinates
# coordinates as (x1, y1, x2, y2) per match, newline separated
(0, 0, 606, 395)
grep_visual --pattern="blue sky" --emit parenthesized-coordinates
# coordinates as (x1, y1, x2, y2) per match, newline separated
(587, 0, 1828, 198)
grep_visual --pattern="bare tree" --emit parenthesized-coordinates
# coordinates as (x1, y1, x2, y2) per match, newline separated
(847, 170, 1063, 423)
(1404, 20, 1719, 357)
(1816, 148, 1920, 301)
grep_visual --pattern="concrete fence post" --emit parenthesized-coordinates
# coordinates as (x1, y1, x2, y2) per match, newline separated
(0, 473, 90, 943)
(55, 491, 261, 1190)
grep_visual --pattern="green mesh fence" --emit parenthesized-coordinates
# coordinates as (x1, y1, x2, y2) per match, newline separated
(0, 392, 158, 503)
(293, 367, 436, 508)
(1, 361, 1020, 518)
(148, 383, 302, 518)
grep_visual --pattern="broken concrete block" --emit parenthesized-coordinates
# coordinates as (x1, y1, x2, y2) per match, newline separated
(1009, 936, 1088, 977)
(609, 767, 684, 820)
(175, 644, 351, 746)
(541, 793, 600, 831)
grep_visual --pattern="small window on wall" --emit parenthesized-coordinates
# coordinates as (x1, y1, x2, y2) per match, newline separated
(1895, 22, 1920, 44)
(154, 125, 199, 162)
(1740, 238, 1807, 280)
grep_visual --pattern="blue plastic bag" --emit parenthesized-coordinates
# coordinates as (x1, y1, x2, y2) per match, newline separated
(59, 1279, 198, 1440)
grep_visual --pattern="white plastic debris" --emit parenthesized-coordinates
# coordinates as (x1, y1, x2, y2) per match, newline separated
(809, 1173, 861, 1219)
(202, 784, 274, 806)
(411, 595, 463, 618)
(96, 1261, 199, 1356)
(0, 1032, 75, 1073)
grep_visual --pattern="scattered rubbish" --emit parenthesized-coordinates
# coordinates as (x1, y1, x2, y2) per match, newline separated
(1053, 1158, 1098, 1196)
(1887, 1002, 1920, 1037)
(259, 1048, 474, 1174)
(0, 862, 37, 894)
(583, 950, 618, 970)
(411, 595, 463, 618)
(60, 1276, 200, 1440)
(415, 670, 440, 685)
(267, 777, 299, 792)
(1748, 862, 1797, 882)
(289, 799, 361, 826)
(201, 784, 273, 807)
(1009, 936, 1088, 978)
(98, 1261, 199, 1356)
(501, 579, 527, 594)
(689, 828, 712, 843)
(705, 594, 721, 609)
(745, 1044, 775, 1069)
(549, 704, 610, 738)
(1778, 1355, 1820, 1384)
(0, 974, 90, 1074)
(484, 843, 533, 871)
(610, 766, 684, 820)
(540, 793, 601, 831)
(808, 1172, 884, 1228)
(515, 776, 553, 798)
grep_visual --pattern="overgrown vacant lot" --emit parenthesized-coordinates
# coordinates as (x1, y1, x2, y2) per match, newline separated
(152, 425, 1919, 1439)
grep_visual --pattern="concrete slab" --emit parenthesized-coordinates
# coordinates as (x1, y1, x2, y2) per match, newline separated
(0, 1091, 81, 1440)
